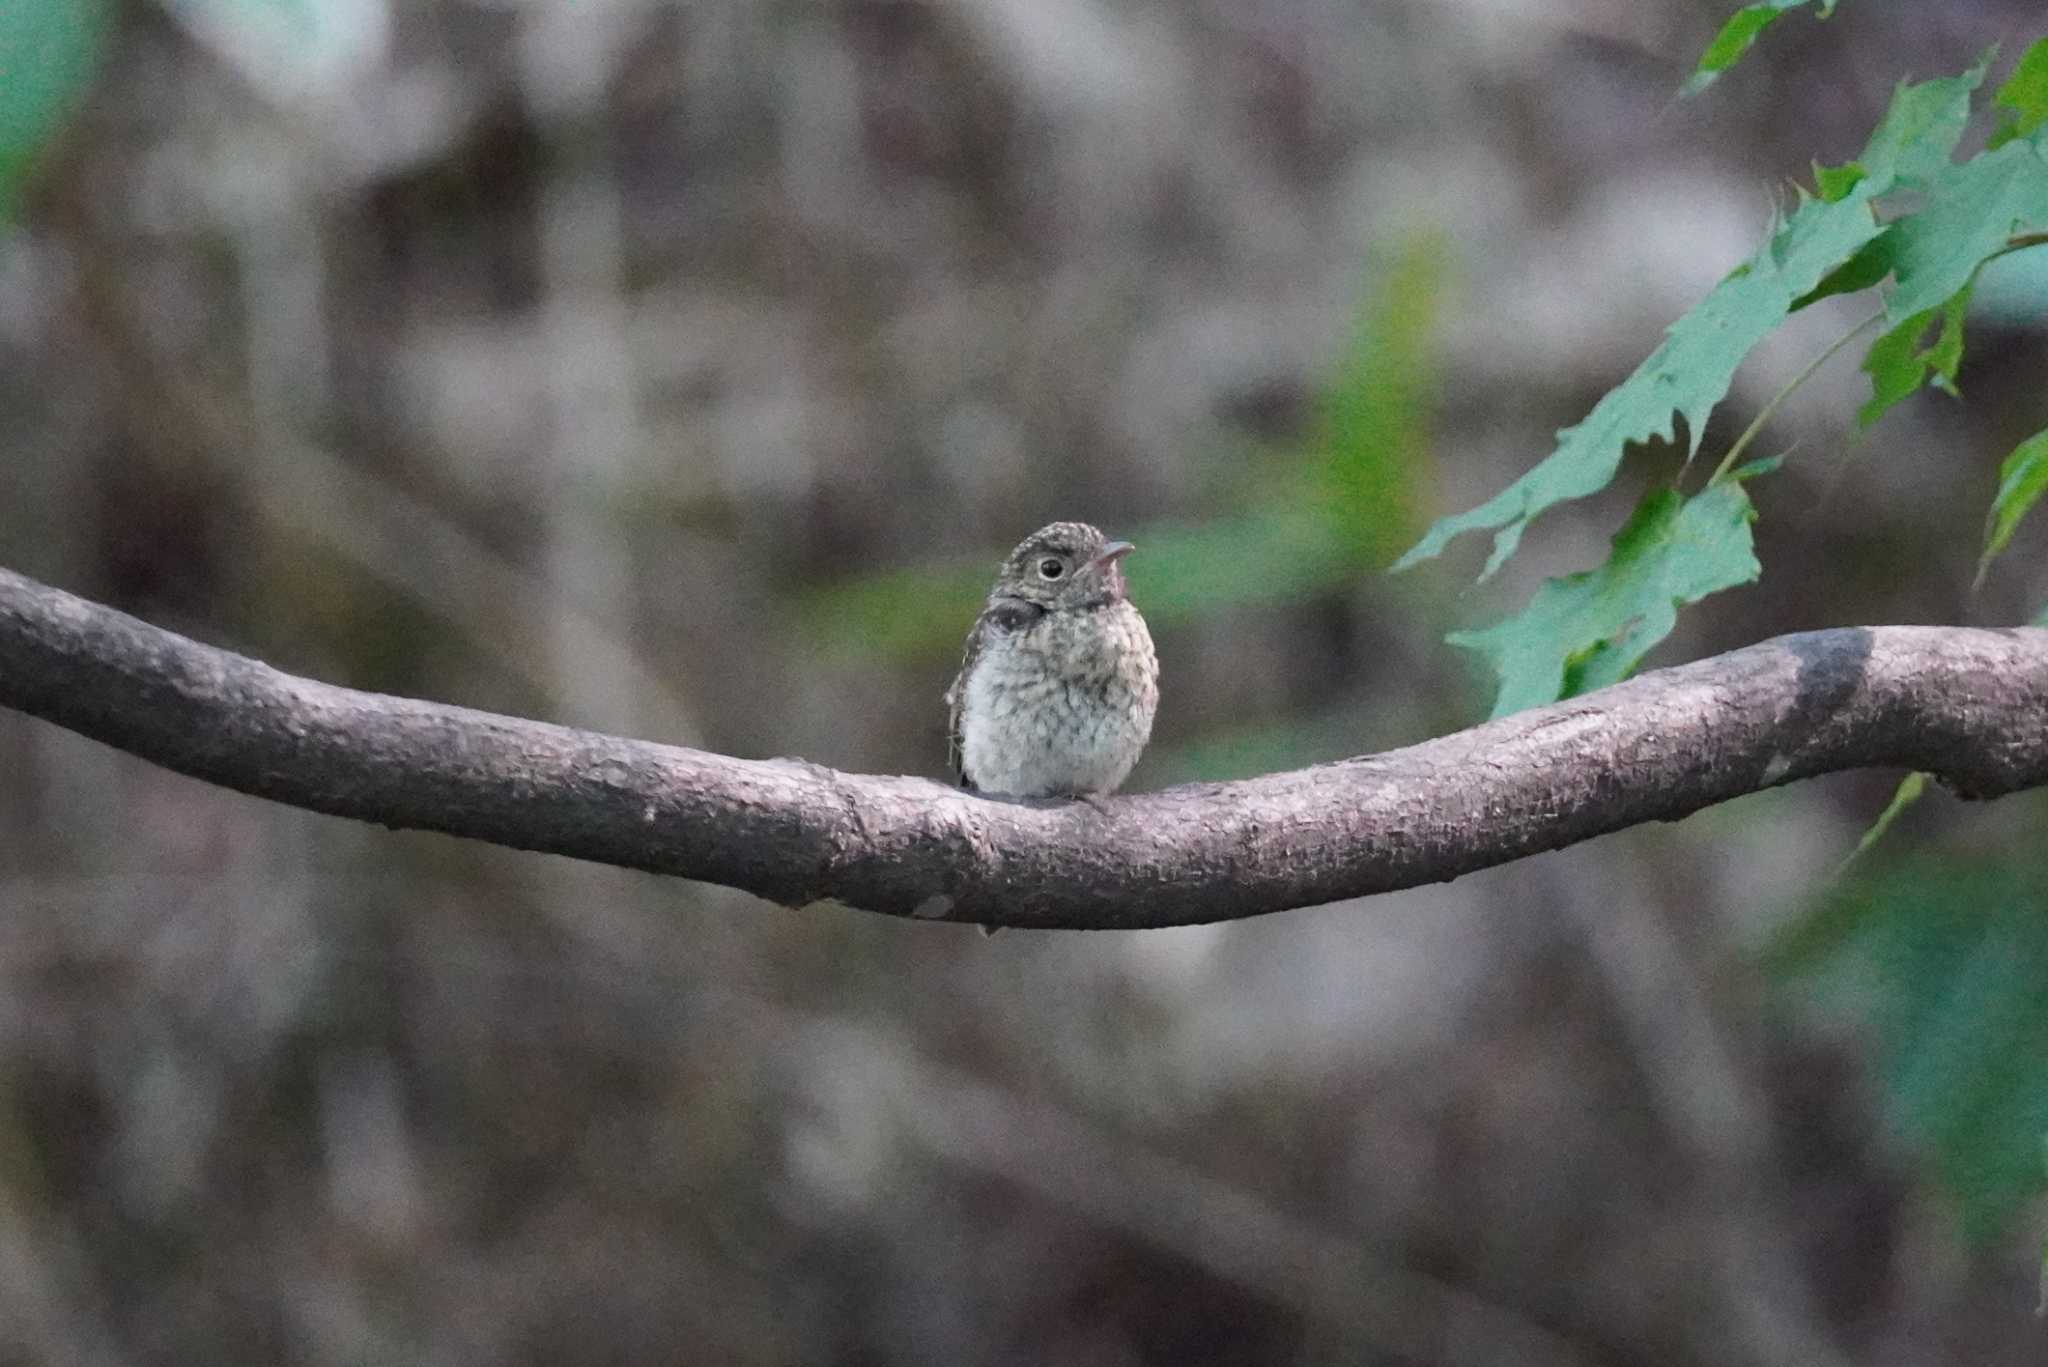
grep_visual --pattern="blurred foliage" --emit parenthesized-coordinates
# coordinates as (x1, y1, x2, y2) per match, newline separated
(794, 502, 1344, 664)
(1143, 706, 1348, 788)
(1685, 0, 1841, 95)
(182, 0, 329, 44)
(0, 0, 109, 217)
(1315, 232, 1442, 567)
(796, 233, 1444, 663)
(1768, 846, 2048, 1244)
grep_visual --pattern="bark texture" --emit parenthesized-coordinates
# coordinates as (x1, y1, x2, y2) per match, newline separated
(4, 566, 2046, 929)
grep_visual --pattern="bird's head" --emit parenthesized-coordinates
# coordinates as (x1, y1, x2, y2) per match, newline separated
(995, 521, 1135, 611)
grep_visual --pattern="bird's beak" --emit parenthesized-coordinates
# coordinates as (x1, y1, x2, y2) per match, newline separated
(1090, 541, 1135, 571)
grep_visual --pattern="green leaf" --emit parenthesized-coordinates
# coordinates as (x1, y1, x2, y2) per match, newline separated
(1849, 60, 1989, 189)
(1857, 315, 1924, 422)
(1447, 463, 1773, 719)
(1396, 67, 1979, 581)
(1685, 1, 1840, 95)
(1977, 428, 2048, 588)
(1886, 130, 2048, 321)
(1788, 55, 1996, 309)
(1813, 162, 1865, 202)
(1791, 234, 1897, 310)
(1857, 285, 1971, 427)
(1989, 37, 2048, 151)
(0, 0, 110, 217)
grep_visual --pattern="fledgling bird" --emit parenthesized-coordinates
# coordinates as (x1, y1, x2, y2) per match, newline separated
(945, 521, 1159, 800)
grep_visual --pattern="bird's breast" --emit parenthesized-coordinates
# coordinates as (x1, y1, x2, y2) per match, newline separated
(958, 603, 1158, 798)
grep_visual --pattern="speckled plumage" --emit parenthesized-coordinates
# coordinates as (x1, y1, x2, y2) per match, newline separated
(945, 522, 1159, 798)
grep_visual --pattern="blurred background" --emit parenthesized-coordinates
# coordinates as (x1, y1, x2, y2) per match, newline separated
(3, 0, 2048, 1362)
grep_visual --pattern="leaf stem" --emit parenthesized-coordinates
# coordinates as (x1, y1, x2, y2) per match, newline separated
(1705, 309, 1886, 487)
(1979, 230, 2048, 270)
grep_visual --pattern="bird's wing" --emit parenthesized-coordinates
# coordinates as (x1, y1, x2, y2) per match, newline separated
(944, 614, 987, 789)
(944, 598, 1044, 788)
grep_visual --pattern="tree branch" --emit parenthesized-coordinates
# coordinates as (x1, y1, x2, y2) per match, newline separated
(3, 566, 2046, 929)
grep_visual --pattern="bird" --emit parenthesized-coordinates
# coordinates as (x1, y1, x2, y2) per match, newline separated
(944, 521, 1159, 801)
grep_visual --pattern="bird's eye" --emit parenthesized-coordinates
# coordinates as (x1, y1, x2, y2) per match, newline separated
(1038, 558, 1065, 580)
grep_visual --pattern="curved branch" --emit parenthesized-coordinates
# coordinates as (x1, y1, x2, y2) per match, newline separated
(3, 566, 2046, 929)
